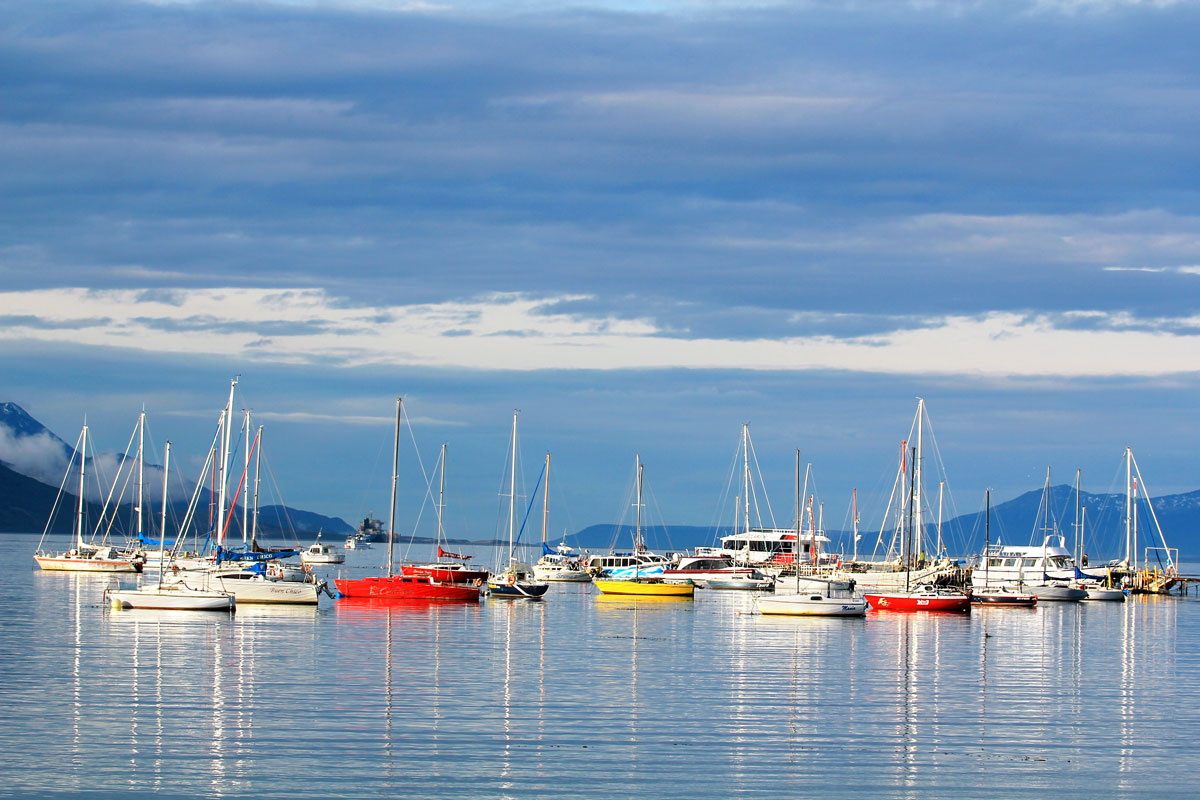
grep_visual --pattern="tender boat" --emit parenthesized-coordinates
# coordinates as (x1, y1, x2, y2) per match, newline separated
(757, 592, 867, 617)
(1079, 582, 1127, 601)
(300, 535, 344, 565)
(864, 584, 972, 613)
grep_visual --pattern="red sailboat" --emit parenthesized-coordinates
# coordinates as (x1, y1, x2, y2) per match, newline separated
(398, 443, 489, 584)
(335, 399, 480, 603)
(862, 402, 971, 614)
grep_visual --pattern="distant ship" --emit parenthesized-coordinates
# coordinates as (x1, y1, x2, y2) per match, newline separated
(356, 514, 387, 542)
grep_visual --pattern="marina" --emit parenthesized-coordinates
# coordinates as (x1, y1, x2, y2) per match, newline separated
(8, 531, 1200, 799)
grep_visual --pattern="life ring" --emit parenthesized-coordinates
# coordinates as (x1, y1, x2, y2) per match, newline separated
(473, 578, 483, 587)
(303, 564, 312, 573)
(506, 573, 515, 586)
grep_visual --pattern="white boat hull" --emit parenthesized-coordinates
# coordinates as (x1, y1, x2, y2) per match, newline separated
(34, 554, 142, 573)
(208, 576, 319, 604)
(1031, 584, 1087, 601)
(533, 566, 592, 582)
(757, 594, 868, 617)
(107, 585, 235, 611)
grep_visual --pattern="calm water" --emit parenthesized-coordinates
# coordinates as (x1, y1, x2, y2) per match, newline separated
(5, 532, 1200, 799)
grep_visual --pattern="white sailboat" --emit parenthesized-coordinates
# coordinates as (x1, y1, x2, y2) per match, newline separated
(487, 410, 549, 598)
(34, 423, 144, 573)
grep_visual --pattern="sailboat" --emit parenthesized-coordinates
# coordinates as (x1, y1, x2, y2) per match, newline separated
(757, 452, 866, 615)
(593, 455, 694, 598)
(486, 410, 550, 598)
(533, 453, 592, 582)
(400, 443, 489, 584)
(862, 436, 971, 613)
(972, 489, 1037, 606)
(335, 398, 480, 601)
(34, 423, 145, 573)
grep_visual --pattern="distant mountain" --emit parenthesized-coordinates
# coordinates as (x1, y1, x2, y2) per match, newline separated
(569, 524, 732, 552)
(0, 402, 352, 537)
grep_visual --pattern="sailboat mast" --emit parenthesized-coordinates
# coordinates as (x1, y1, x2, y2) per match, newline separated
(251, 425, 262, 547)
(1124, 447, 1133, 568)
(852, 488, 859, 562)
(509, 410, 518, 565)
(161, 440, 171, 542)
(78, 424, 87, 551)
(243, 409, 251, 544)
(387, 397, 401, 578)
(636, 455, 643, 580)
(914, 398, 924, 559)
(437, 443, 447, 551)
(985, 488, 991, 587)
(542, 452, 550, 548)
(794, 449, 800, 567)
(1074, 468, 1081, 564)
(742, 424, 750, 535)
(906, 445, 915, 589)
(137, 411, 145, 541)
(216, 377, 237, 546)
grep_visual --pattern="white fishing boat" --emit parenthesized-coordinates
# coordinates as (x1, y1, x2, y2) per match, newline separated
(757, 593, 867, 617)
(33, 423, 144, 574)
(105, 579, 235, 611)
(300, 534, 344, 565)
(535, 544, 592, 582)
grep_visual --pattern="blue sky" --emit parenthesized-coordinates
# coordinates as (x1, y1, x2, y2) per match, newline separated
(2, 1, 1199, 553)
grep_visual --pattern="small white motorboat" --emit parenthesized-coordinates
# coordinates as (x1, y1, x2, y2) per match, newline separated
(757, 593, 868, 617)
(1031, 582, 1087, 601)
(105, 580, 235, 612)
(300, 534, 344, 565)
(705, 573, 776, 591)
(1079, 582, 1127, 601)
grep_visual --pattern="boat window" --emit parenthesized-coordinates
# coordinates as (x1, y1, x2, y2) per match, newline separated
(1003, 558, 1017, 567)
(1022, 558, 1039, 567)
(988, 558, 1003, 567)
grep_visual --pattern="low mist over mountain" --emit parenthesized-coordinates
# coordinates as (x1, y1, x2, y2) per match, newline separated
(0, 403, 351, 538)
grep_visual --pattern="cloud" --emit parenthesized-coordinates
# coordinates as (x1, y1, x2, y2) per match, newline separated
(3, 287, 1200, 378)
(0, 426, 72, 485)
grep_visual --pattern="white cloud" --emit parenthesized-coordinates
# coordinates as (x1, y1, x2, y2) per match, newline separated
(2, 287, 1200, 378)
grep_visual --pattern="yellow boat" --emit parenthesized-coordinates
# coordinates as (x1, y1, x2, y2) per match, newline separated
(593, 579, 694, 597)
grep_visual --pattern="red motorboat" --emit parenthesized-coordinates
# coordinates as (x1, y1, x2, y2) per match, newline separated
(864, 584, 972, 612)
(335, 574, 481, 601)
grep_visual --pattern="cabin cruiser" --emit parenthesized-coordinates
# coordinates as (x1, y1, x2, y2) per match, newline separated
(534, 542, 591, 582)
(972, 535, 1109, 599)
(586, 549, 673, 578)
(300, 534, 344, 565)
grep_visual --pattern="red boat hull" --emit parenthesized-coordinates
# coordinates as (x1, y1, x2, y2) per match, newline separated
(864, 592, 972, 612)
(335, 575, 481, 601)
(400, 563, 489, 584)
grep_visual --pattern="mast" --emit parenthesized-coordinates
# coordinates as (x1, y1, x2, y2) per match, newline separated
(160, 440, 171, 544)
(437, 443, 447, 553)
(794, 450, 800, 569)
(852, 488, 859, 562)
(906, 445, 915, 589)
(984, 488, 991, 587)
(387, 397, 401, 578)
(742, 424, 750, 535)
(913, 398, 924, 560)
(1074, 468, 1081, 565)
(1125, 447, 1133, 567)
(243, 408, 251, 544)
(137, 411, 145, 542)
(251, 425, 263, 547)
(216, 377, 237, 546)
(509, 409, 518, 567)
(635, 454, 643, 580)
(77, 424, 88, 551)
(1132, 477, 1139, 573)
(541, 451, 550, 550)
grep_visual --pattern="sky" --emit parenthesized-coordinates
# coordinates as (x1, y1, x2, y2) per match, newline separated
(2, 0, 1199, 554)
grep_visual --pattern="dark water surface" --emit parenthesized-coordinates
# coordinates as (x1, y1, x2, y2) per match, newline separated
(5, 533, 1199, 799)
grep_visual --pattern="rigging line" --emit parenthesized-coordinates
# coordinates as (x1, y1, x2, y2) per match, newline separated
(1129, 454, 1175, 568)
(645, 483, 676, 552)
(261, 451, 300, 544)
(89, 419, 139, 544)
(38, 429, 84, 548)
(706, 436, 742, 545)
(746, 432, 777, 528)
